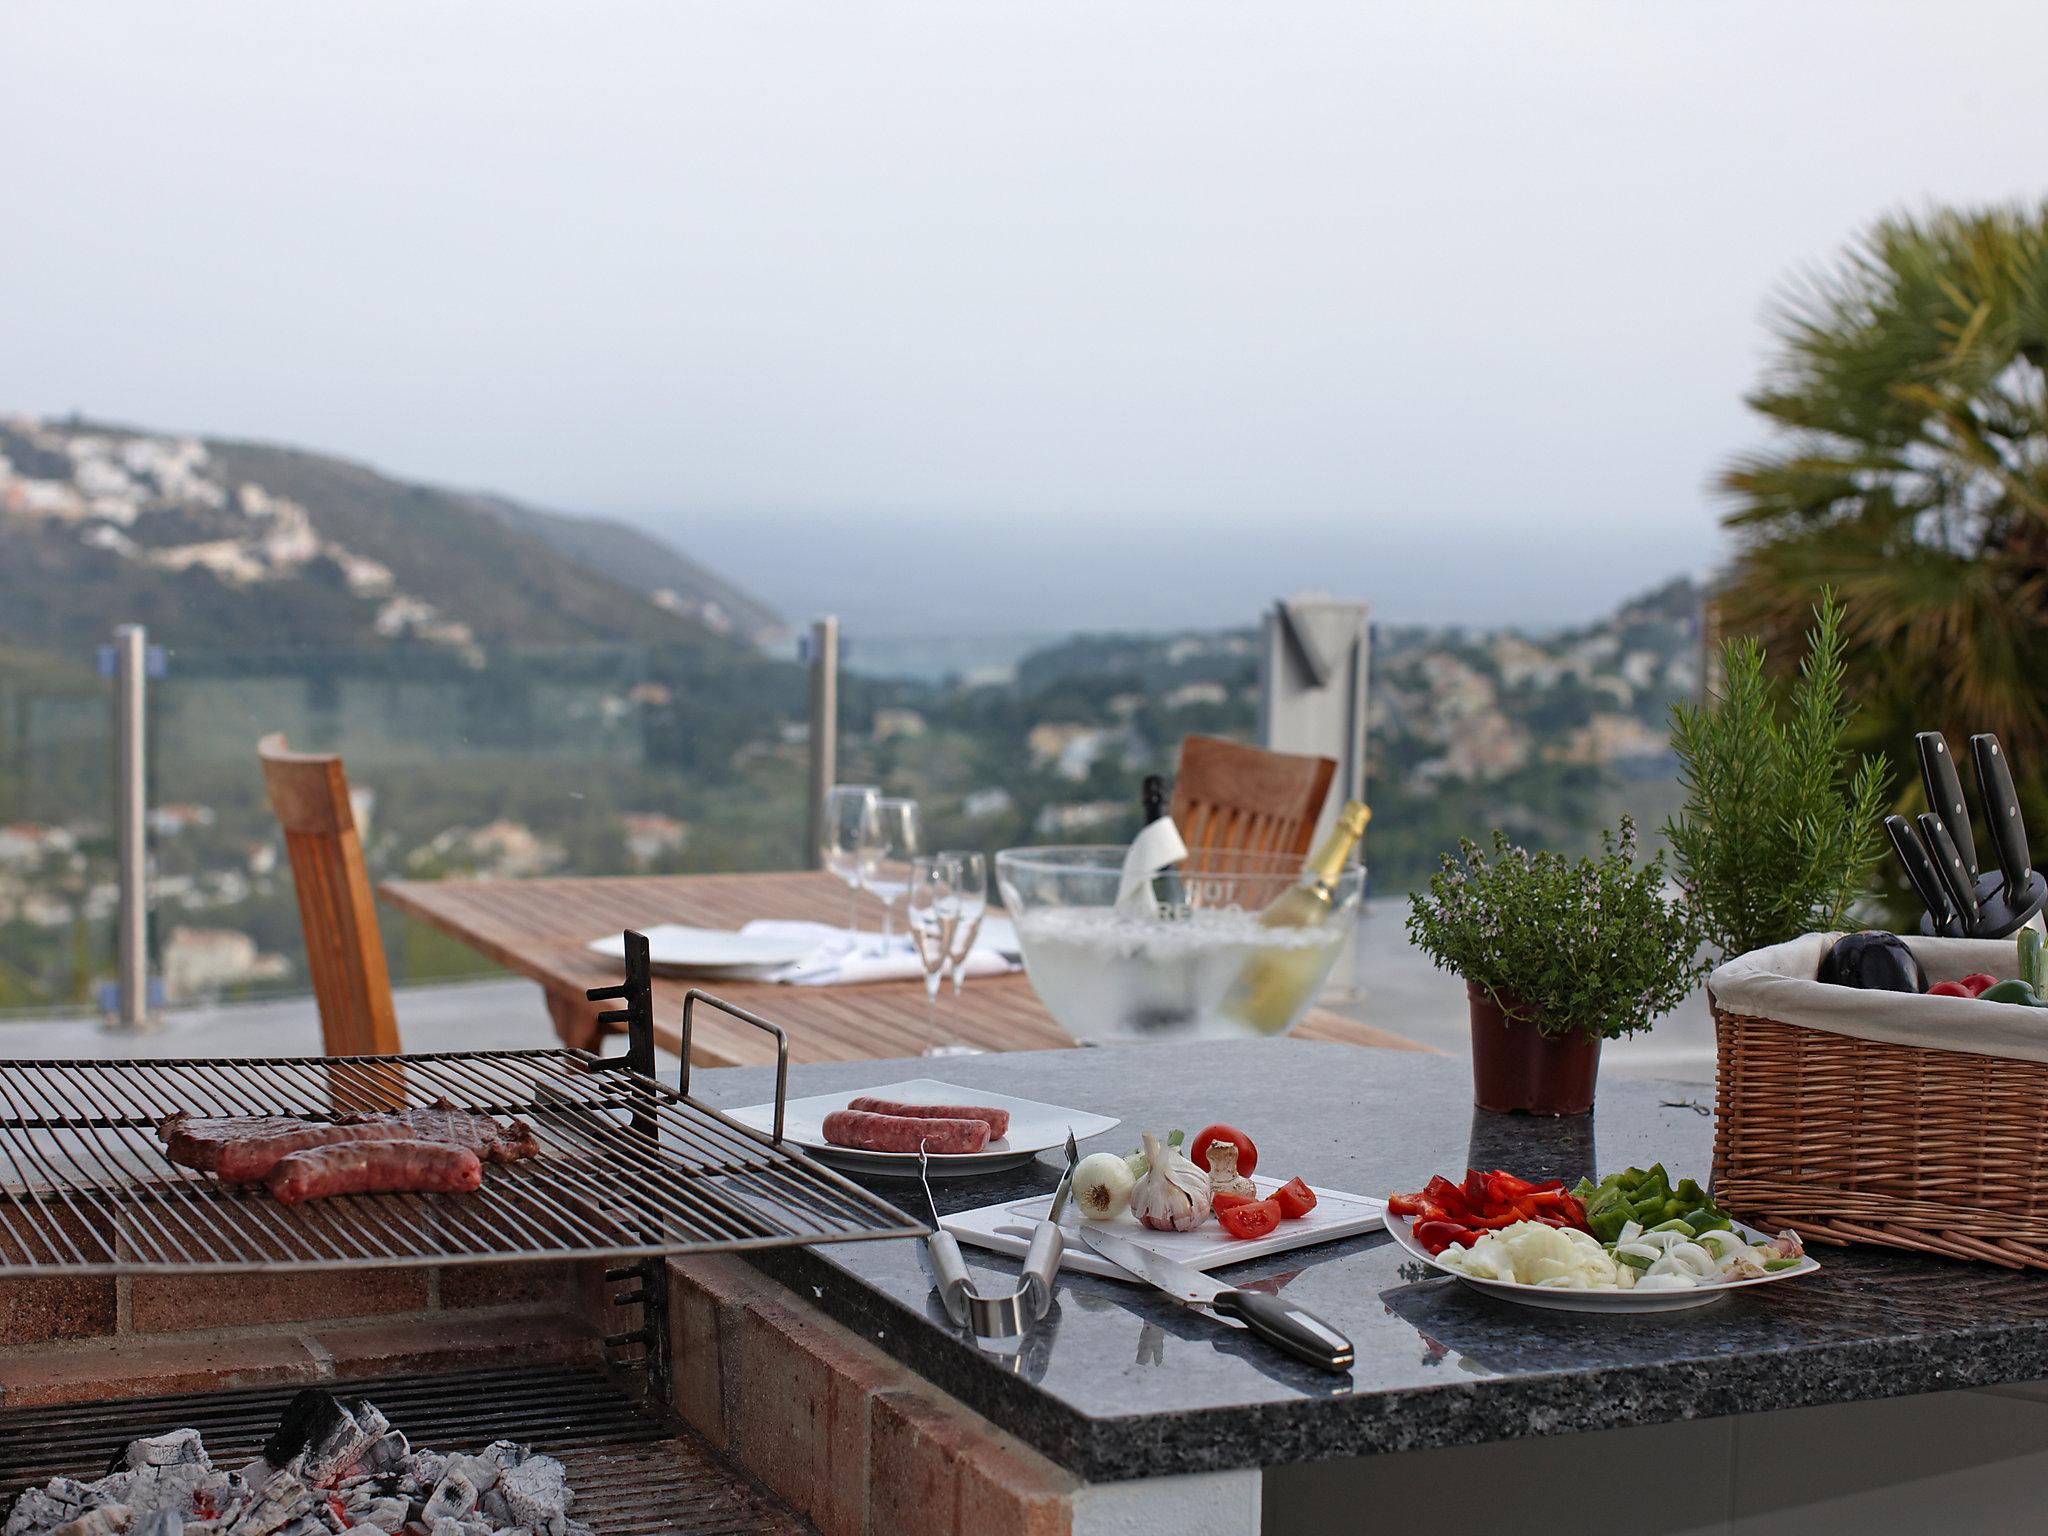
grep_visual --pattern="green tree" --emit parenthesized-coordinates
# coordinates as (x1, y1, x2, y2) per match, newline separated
(1717, 204, 2048, 833)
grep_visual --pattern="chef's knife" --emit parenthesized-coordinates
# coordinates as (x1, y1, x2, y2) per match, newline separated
(1075, 1226, 1354, 1374)
(1917, 732, 1980, 882)
(1918, 812, 1982, 933)
(1971, 735, 2035, 900)
(1885, 815, 1963, 937)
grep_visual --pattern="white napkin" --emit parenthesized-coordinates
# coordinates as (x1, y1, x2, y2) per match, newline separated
(1115, 817, 1188, 917)
(736, 919, 1020, 987)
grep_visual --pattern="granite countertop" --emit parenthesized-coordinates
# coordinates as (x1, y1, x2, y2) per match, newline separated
(693, 1039, 2048, 1482)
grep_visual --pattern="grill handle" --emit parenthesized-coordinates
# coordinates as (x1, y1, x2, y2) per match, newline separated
(680, 990, 791, 1143)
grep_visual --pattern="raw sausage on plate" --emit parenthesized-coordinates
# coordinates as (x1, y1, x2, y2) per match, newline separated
(845, 1097, 1010, 1139)
(821, 1109, 991, 1154)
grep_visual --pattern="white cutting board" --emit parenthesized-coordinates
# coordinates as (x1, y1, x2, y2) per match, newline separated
(943, 1177, 1386, 1280)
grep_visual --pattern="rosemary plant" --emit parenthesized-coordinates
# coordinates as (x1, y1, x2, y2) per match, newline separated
(1405, 818, 1707, 1042)
(1665, 589, 1891, 958)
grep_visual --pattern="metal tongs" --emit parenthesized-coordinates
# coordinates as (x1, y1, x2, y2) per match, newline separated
(923, 1131, 1074, 1346)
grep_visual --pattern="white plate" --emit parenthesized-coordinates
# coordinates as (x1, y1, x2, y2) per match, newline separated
(1382, 1211, 1822, 1313)
(945, 1177, 1386, 1278)
(723, 1078, 1119, 1178)
(586, 924, 817, 974)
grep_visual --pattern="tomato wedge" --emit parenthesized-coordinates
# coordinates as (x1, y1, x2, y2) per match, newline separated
(1211, 1190, 1260, 1212)
(1190, 1124, 1258, 1178)
(1215, 1196, 1283, 1241)
(1272, 1177, 1317, 1219)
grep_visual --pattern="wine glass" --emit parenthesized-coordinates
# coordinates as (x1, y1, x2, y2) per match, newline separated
(863, 797, 922, 952)
(820, 785, 879, 951)
(907, 855, 976, 1056)
(939, 850, 988, 1001)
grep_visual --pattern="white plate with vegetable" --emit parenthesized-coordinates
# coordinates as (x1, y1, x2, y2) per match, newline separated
(1384, 1211, 1821, 1313)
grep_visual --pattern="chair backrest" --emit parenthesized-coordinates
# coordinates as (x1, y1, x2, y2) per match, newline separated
(1169, 734, 1337, 863)
(257, 733, 401, 1056)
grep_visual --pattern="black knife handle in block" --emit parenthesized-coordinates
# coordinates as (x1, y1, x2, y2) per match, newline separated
(1918, 812, 1982, 929)
(1917, 731, 1979, 880)
(1971, 735, 2034, 891)
(1885, 815, 1962, 938)
(1213, 1290, 1355, 1374)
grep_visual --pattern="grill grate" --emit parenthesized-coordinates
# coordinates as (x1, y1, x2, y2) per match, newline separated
(0, 1046, 921, 1274)
(0, 1365, 817, 1536)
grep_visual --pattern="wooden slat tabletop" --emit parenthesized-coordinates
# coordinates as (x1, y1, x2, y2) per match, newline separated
(378, 871, 1431, 1068)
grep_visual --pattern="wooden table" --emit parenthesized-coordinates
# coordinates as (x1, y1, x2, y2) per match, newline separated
(379, 871, 1430, 1068)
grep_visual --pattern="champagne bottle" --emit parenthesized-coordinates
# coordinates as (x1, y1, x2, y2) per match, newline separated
(1139, 774, 1180, 910)
(1225, 800, 1371, 1034)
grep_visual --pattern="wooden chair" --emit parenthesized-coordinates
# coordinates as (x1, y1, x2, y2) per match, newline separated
(258, 733, 402, 1055)
(1169, 734, 1336, 862)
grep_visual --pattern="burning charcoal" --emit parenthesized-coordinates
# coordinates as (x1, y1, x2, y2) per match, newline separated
(420, 1472, 477, 1526)
(5, 1486, 85, 1536)
(123, 1432, 208, 1472)
(353, 1433, 410, 1475)
(132, 1513, 184, 1536)
(437, 1456, 499, 1496)
(53, 1506, 131, 1536)
(430, 1522, 467, 1536)
(403, 1453, 448, 1495)
(227, 1471, 311, 1536)
(492, 1457, 573, 1536)
(346, 1499, 407, 1533)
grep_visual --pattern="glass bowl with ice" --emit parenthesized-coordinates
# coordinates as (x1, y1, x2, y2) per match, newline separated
(994, 846, 1364, 1043)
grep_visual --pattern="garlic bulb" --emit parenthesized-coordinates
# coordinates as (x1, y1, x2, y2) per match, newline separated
(1073, 1152, 1136, 1222)
(1205, 1141, 1256, 1200)
(1130, 1131, 1214, 1232)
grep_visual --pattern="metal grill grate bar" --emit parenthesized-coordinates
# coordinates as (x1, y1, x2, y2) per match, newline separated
(0, 1047, 922, 1274)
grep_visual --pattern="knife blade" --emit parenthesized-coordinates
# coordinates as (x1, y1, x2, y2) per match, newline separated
(1917, 732, 1980, 882)
(1918, 811, 1982, 933)
(1046, 1130, 1080, 1226)
(1885, 815, 1963, 937)
(1076, 1226, 1354, 1374)
(1972, 735, 2035, 900)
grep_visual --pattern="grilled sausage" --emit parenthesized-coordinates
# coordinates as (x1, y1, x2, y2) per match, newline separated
(845, 1097, 1010, 1139)
(266, 1140, 484, 1203)
(821, 1110, 990, 1155)
(213, 1122, 424, 1183)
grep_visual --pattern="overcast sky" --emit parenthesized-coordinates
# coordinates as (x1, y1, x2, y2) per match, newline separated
(5, 2, 2047, 638)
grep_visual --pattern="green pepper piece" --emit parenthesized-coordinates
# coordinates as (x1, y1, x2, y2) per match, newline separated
(1980, 979, 2046, 1007)
(1614, 1249, 1653, 1270)
(1762, 1257, 1801, 1271)
(1648, 1219, 1696, 1237)
(1675, 1178, 1707, 1205)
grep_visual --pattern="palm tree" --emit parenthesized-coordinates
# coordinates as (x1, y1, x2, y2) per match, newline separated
(1717, 204, 2048, 834)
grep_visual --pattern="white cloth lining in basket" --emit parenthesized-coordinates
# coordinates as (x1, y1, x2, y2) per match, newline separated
(1709, 931, 2045, 1064)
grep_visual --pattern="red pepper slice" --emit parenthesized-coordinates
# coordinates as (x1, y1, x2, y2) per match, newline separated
(1216, 1197, 1284, 1241)
(1411, 1218, 1479, 1254)
(1190, 1125, 1259, 1179)
(1272, 1177, 1317, 1219)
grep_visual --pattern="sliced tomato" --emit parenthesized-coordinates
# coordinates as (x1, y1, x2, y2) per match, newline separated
(1190, 1124, 1258, 1179)
(1215, 1197, 1283, 1241)
(1211, 1190, 1260, 1212)
(1272, 1177, 1317, 1219)
(1962, 973, 2000, 997)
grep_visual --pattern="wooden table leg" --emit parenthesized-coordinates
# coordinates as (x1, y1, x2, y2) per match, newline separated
(546, 990, 607, 1053)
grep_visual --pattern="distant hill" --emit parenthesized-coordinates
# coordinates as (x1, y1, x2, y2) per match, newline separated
(0, 415, 784, 658)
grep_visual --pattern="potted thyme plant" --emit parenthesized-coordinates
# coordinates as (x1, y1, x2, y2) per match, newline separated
(1406, 817, 1707, 1114)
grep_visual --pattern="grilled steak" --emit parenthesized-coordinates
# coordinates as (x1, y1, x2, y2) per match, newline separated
(160, 1099, 540, 1187)
(266, 1140, 484, 1203)
(336, 1098, 541, 1164)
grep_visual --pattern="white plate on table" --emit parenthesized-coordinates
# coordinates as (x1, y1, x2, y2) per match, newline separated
(945, 1178, 1386, 1279)
(723, 1078, 1119, 1178)
(586, 924, 816, 975)
(1383, 1211, 1822, 1313)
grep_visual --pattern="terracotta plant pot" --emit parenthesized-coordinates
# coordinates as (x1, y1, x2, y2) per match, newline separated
(1466, 981, 1601, 1115)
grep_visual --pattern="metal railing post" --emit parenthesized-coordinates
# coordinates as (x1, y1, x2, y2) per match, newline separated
(111, 623, 156, 1030)
(803, 616, 839, 870)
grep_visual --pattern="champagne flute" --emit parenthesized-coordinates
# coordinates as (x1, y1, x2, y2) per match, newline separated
(939, 850, 987, 1001)
(821, 785, 880, 951)
(864, 797, 922, 952)
(907, 855, 975, 1056)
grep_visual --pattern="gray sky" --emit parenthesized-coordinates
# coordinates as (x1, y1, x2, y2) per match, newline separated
(6, 2, 2047, 638)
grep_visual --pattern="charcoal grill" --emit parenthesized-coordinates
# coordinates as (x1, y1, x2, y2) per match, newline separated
(0, 1364, 816, 1536)
(0, 937, 918, 1275)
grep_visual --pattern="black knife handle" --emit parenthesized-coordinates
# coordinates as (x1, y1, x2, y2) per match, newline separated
(1971, 735, 2034, 891)
(1919, 812, 1981, 929)
(1214, 1289, 1355, 1374)
(1885, 815, 1962, 937)
(1917, 731, 1979, 879)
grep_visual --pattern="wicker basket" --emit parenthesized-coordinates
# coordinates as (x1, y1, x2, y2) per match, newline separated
(1713, 988, 2048, 1271)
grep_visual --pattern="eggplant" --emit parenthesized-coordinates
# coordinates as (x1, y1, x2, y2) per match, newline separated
(1818, 930, 1928, 994)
